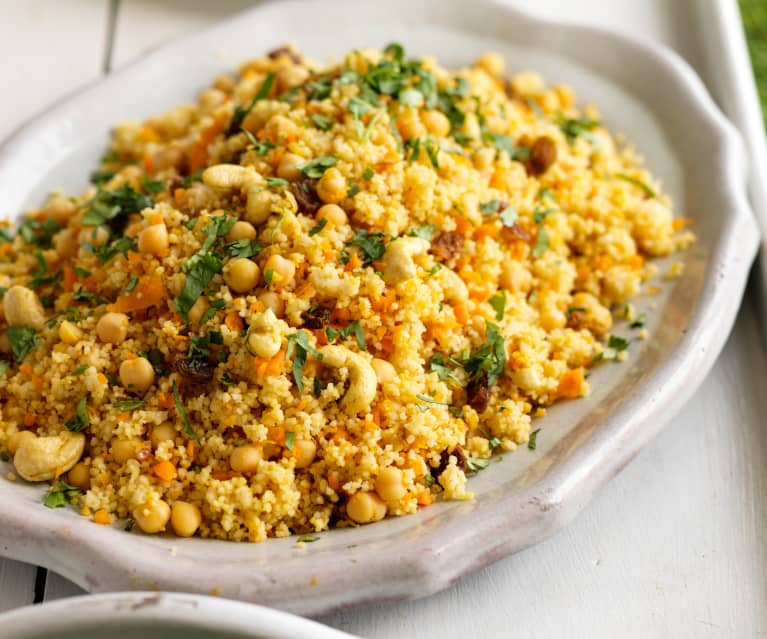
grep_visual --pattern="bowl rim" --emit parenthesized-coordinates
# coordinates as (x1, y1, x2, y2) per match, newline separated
(0, 0, 759, 616)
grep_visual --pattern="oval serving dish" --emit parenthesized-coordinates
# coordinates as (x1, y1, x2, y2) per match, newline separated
(0, 0, 758, 616)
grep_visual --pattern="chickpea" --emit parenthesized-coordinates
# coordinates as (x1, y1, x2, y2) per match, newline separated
(188, 296, 210, 326)
(96, 312, 129, 344)
(224, 258, 260, 293)
(257, 291, 284, 317)
(371, 358, 396, 384)
(397, 110, 427, 141)
(422, 110, 450, 137)
(226, 220, 257, 242)
(475, 52, 506, 77)
(264, 114, 298, 142)
(171, 501, 202, 538)
(151, 423, 176, 449)
(277, 153, 305, 181)
(78, 225, 110, 248)
(375, 467, 407, 502)
(53, 227, 79, 258)
(292, 439, 317, 469)
(45, 195, 77, 226)
(246, 189, 274, 224)
(7, 431, 36, 455)
(133, 499, 171, 534)
(138, 223, 169, 257)
(119, 357, 155, 393)
(67, 462, 91, 491)
(263, 254, 295, 288)
(111, 439, 139, 464)
(230, 445, 262, 473)
(346, 491, 387, 524)
(316, 167, 347, 204)
(58, 320, 82, 345)
(316, 204, 347, 227)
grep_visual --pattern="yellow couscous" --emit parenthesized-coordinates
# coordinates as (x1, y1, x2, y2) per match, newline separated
(0, 45, 693, 541)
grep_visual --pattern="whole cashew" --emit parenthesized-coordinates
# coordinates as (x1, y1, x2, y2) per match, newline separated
(3, 285, 46, 329)
(319, 345, 377, 415)
(246, 308, 285, 358)
(381, 237, 430, 284)
(202, 164, 273, 225)
(436, 267, 468, 303)
(14, 431, 86, 482)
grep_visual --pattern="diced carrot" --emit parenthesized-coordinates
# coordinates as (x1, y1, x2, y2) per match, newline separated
(97, 373, 108, 385)
(295, 398, 307, 411)
(19, 364, 32, 376)
(150, 213, 164, 225)
(453, 215, 472, 236)
(174, 188, 186, 203)
(417, 489, 433, 506)
(139, 125, 159, 142)
(332, 429, 348, 443)
(212, 470, 240, 481)
(346, 252, 362, 271)
(152, 460, 176, 482)
(595, 256, 613, 272)
(473, 223, 500, 241)
(254, 357, 269, 377)
(125, 352, 138, 360)
(327, 473, 340, 491)
(265, 349, 285, 376)
(62, 265, 77, 292)
(31, 375, 44, 389)
(108, 276, 164, 313)
(577, 265, 591, 280)
(187, 440, 196, 458)
(225, 312, 244, 332)
(557, 367, 585, 399)
(331, 307, 351, 323)
(453, 302, 469, 325)
(22, 415, 35, 427)
(93, 509, 112, 525)
(142, 150, 153, 174)
(625, 254, 644, 270)
(157, 391, 174, 409)
(268, 426, 286, 447)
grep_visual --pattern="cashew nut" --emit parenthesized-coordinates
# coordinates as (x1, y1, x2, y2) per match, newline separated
(203, 163, 279, 225)
(319, 345, 377, 415)
(246, 308, 285, 358)
(3, 285, 46, 329)
(381, 237, 430, 283)
(436, 267, 468, 303)
(13, 431, 86, 482)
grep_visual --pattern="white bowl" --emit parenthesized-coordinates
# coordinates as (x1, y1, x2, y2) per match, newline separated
(0, 0, 758, 616)
(0, 592, 356, 639)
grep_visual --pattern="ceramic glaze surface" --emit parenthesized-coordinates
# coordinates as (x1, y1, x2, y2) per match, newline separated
(0, 0, 758, 616)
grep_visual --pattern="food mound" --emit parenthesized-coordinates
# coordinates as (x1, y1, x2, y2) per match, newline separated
(0, 45, 693, 541)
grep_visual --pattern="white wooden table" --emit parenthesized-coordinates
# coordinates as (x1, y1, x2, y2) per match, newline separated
(1, 1, 766, 636)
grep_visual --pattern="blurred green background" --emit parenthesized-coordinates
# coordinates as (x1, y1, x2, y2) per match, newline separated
(741, 0, 767, 125)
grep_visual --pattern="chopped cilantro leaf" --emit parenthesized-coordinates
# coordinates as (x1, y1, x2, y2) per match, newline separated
(488, 291, 506, 321)
(308, 218, 327, 237)
(528, 428, 541, 450)
(480, 200, 502, 215)
(630, 313, 647, 329)
(225, 238, 263, 258)
(114, 399, 146, 412)
(8, 325, 41, 364)
(228, 71, 275, 134)
(81, 185, 153, 227)
(173, 380, 199, 443)
(532, 226, 549, 258)
(65, 397, 90, 432)
(363, 167, 375, 180)
(299, 156, 338, 179)
(557, 117, 600, 145)
(0, 361, 9, 376)
(266, 177, 289, 189)
(615, 173, 656, 198)
(429, 353, 459, 385)
(465, 457, 490, 474)
(297, 534, 319, 543)
(285, 431, 295, 451)
(347, 183, 360, 198)
(347, 228, 388, 265)
(409, 224, 435, 240)
(499, 206, 519, 227)
(71, 365, 90, 376)
(311, 114, 333, 131)
(286, 330, 323, 391)
(565, 306, 586, 318)
(125, 275, 139, 293)
(43, 481, 81, 508)
(483, 132, 531, 160)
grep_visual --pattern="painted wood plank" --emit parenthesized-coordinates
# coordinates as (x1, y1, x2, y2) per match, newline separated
(0, 0, 109, 608)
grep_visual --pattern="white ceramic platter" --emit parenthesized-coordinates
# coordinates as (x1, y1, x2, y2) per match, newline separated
(0, 591, 356, 639)
(0, 0, 758, 616)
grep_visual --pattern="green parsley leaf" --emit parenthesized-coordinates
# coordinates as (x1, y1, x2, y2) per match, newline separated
(43, 481, 81, 509)
(72, 287, 108, 305)
(173, 379, 199, 443)
(462, 321, 507, 386)
(398, 88, 424, 107)
(266, 177, 289, 189)
(630, 313, 647, 329)
(264, 268, 275, 287)
(174, 253, 222, 323)
(483, 132, 531, 160)
(89, 236, 137, 265)
(228, 71, 275, 134)
(71, 365, 90, 376)
(16, 218, 61, 249)
(308, 218, 327, 237)
(537, 187, 556, 202)
(424, 138, 440, 169)
(347, 228, 388, 265)
(615, 173, 656, 198)
(8, 325, 41, 364)
(0, 360, 9, 376)
(480, 200, 502, 215)
(488, 291, 506, 321)
(81, 185, 153, 227)
(557, 117, 600, 145)
(310, 114, 333, 131)
(114, 398, 146, 412)
(297, 534, 319, 543)
(347, 183, 360, 198)
(528, 428, 541, 450)
(533, 208, 556, 224)
(424, 471, 435, 487)
(65, 397, 90, 432)
(142, 176, 165, 193)
(299, 156, 338, 179)
(409, 224, 435, 240)
(415, 393, 463, 418)
(125, 275, 139, 293)
(465, 457, 490, 474)
(124, 518, 136, 532)
(225, 239, 263, 259)
(90, 169, 116, 186)
(590, 335, 631, 365)
(363, 167, 375, 180)
(532, 226, 549, 258)
(285, 431, 296, 451)
(499, 206, 519, 227)
(286, 330, 323, 391)
(429, 353, 459, 385)
(181, 170, 204, 188)
(241, 129, 276, 156)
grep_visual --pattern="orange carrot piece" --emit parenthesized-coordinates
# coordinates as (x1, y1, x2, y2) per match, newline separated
(557, 367, 585, 399)
(225, 312, 244, 332)
(108, 276, 164, 313)
(152, 460, 176, 482)
(93, 509, 111, 525)
(268, 427, 286, 447)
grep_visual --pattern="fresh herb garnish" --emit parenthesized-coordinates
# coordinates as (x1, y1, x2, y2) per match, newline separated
(91, 236, 137, 264)
(285, 431, 296, 451)
(488, 291, 506, 321)
(181, 170, 204, 188)
(125, 275, 139, 293)
(8, 325, 41, 363)
(565, 306, 586, 318)
(124, 518, 136, 532)
(311, 114, 333, 131)
(286, 330, 323, 391)
(174, 253, 222, 324)
(363, 167, 375, 180)
(347, 183, 360, 198)
(424, 138, 440, 169)
(242, 130, 276, 156)
(499, 206, 519, 227)
(325, 320, 366, 350)
(228, 71, 275, 134)
(557, 117, 600, 145)
(590, 335, 630, 365)
(299, 155, 338, 179)
(71, 365, 90, 376)
(528, 428, 541, 450)
(480, 200, 502, 215)
(264, 268, 275, 287)
(225, 238, 263, 258)
(0, 361, 10, 376)
(309, 218, 328, 237)
(429, 353, 459, 385)
(462, 321, 507, 386)
(114, 398, 146, 412)
(27, 251, 62, 290)
(483, 132, 531, 160)
(465, 457, 490, 474)
(16, 218, 61, 249)
(297, 534, 319, 543)
(172, 379, 199, 443)
(347, 228, 389, 265)
(266, 177, 289, 189)
(81, 185, 153, 227)
(409, 224, 435, 240)
(532, 226, 549, 258)
(630, 313, 647, 329)
(65, 397, 90, 432)
(43, 481, 81, 508)
(615, 173, 656, 198)
(199, 298, 227, 326)
(415, 394, 463, 418)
